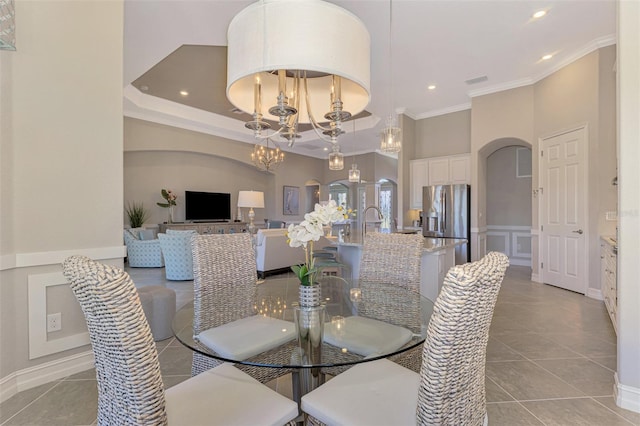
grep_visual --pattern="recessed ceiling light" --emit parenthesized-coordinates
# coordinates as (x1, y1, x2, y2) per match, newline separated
(140, 85, 149, 92)
(542, 54, 553, 61)
(323, 147, 329, 151)
(427, 85, 436, 90)
(179, 90, 189, 96)
(533, 10, 546, 19)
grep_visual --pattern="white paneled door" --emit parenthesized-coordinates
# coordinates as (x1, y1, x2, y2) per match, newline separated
(541, 127, 588, 294)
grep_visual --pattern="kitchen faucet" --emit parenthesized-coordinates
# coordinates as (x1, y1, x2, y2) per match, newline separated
(362, 205, 384, 236)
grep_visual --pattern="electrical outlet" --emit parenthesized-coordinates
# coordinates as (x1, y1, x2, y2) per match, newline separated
(47, 312, 62, 332)
(605, 211, 617, 221)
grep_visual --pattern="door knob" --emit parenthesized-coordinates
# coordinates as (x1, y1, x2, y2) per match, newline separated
(572, 229, 584, 234)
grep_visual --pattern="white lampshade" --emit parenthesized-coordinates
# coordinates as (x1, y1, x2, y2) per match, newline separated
(226, 0, 370, 124)
(238, 190, 265, 208)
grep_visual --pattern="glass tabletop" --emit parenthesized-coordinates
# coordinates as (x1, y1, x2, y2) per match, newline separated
(172, 275, 435, 369)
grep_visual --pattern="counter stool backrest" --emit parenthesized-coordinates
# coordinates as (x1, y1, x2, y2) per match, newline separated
(359, 232, 424, 292)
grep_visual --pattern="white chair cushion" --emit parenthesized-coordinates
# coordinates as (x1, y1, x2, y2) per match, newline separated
(196, 315, 296, 360)
(165, 363, 298, 426)
(323, 316, 413, 356)
(302, 358, 419, 426)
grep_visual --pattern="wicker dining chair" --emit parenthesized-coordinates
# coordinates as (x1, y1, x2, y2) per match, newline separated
(302, 252, 510, 426)
(190, 233, 296, 384)
(359, 232, 425, 372)
(62, 255, 298, 426)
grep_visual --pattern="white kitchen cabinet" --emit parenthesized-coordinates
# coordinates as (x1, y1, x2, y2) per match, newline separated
(409, 159, 429, 209)
(410, 154, 471, 210)
(428, 158, 450, 185)
(600, 237, 617, 333)
(448, 155, 471, 183)
(428, 154, 470, 186)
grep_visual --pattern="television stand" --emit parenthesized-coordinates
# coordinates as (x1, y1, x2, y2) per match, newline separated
(159, 222, 247, 235)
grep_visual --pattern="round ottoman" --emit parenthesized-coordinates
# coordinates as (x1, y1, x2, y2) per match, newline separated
(137, 285, 176, 341)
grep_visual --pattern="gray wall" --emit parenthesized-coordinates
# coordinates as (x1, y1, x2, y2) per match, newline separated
(1, 0, 124, 379)
(486, 146, 532, 226)
(415, 109, 471, 158)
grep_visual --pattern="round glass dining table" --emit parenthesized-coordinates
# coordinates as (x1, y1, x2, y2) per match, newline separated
(172, 275, 435, 408)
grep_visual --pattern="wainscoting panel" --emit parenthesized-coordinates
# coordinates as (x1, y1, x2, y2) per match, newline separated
(28, 272, 90, 359)
(486, 225, 532, 267)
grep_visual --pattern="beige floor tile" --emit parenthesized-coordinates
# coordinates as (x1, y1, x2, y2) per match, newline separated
(534, 358, 616, 397)
(593, 397, 640, 425)
(0, 382, 59, 423)
(491, 331, 582, 360)
(486, 360, 585, 400)
(157, 345, 194, 376)
(589, 355, 617, 372)
(522, 397, 634, 426)
(486, 377, 515, 402)
(486, 402, 544, 425)
(2, 381, 97, 426)
(486, 337, 525, 362)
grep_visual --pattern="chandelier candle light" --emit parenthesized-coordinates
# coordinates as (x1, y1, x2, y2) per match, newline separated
(252, 139, 284, 172)
(226, 0, 370, 150)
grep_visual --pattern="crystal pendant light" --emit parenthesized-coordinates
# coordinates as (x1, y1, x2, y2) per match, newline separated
(380, 115, 402, 153)
(328, 144, 344, 170)
(380, 0, 402, 153)
(348, 164, 360, 182)
(348, 120, 360, 182)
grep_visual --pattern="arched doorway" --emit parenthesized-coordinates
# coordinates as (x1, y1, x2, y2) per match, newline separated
(471, 137, 537, 266)
(485, 145, 532, 267)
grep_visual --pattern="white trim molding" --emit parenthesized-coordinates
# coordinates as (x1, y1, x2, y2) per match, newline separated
(486, 225, 532, 267)
(587, 288, 604, 300)
(1, 351, 94, 403)
(1, 245, 126, 271)
(28, 272, 90, 359)
(615, 373, 640, 414)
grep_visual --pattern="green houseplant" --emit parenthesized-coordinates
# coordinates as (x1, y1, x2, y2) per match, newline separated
(125, 202, 150, 228)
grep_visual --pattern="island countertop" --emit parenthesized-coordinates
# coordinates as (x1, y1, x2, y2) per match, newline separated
(328, 232, 467, 253)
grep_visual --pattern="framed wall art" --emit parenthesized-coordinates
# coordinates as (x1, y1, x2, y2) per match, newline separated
(283, 186, 299, 215)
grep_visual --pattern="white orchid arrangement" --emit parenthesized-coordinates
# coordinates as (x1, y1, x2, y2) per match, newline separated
(287, 200, 347, 286)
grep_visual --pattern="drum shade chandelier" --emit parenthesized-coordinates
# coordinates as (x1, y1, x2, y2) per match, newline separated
(227, 0, 371, 162)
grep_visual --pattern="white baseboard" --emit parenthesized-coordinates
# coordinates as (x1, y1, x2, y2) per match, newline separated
(508, 258, 532, 267)
(615, 373, 640, 414)
(0, 351, 94, 403)
(587, 288, 604, 300)
(531, 273, 541, 282)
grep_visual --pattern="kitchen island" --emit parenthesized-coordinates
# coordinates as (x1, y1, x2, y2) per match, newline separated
(329, 232, 467, 301)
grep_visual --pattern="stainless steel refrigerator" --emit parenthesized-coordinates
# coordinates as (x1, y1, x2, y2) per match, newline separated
(422, 184, 471, 265)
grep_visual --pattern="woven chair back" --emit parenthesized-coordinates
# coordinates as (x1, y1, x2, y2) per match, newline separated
(190, 233, 258, 376)
(62, 255, 167, 426)
(417, 251, 509, 425)
(359, 232, 424, 291)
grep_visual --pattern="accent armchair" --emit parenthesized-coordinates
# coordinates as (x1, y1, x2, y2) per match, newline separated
(158, 230, 197, 280)
(123, 228, 164, 268)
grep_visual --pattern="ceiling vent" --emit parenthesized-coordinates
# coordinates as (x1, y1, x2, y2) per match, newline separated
(465, 75, 488, 85)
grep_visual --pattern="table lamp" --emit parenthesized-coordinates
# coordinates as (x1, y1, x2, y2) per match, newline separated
(238, 190, 265, 234)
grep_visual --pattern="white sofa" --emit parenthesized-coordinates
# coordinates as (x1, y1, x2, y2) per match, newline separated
(254, 229, 333, 278)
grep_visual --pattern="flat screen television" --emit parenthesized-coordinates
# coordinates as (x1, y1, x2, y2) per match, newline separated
(185, 191, 231, 222)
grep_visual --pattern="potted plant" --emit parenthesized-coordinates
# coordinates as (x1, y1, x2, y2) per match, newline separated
(125, 202, 150, 229)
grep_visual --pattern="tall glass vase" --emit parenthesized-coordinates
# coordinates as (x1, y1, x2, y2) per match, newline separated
(168, 205, 174, 224)
(293, 304, 325, 396)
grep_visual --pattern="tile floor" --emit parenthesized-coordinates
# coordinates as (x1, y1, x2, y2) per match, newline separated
(1, 266, 639, 425)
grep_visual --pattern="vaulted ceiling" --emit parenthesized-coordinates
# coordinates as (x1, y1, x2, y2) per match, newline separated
(124, 0, 616, 159)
